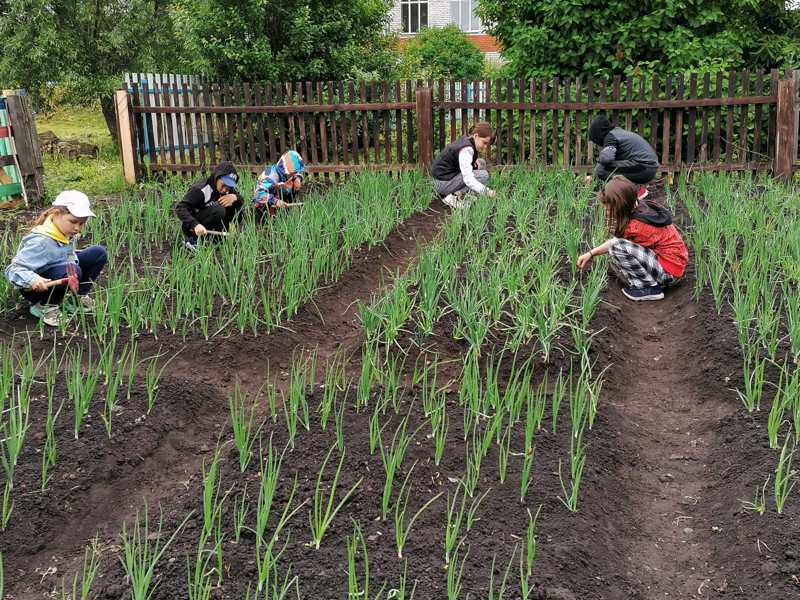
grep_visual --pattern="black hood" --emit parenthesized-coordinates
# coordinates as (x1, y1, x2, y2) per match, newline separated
(632, 199, 673, 227)
(209, 161, 239, 186)
(589, 114, 614, 146)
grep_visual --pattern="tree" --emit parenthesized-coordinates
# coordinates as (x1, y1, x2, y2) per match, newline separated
(399, 25, 485, 80)
(169, 0, 397, 82)
(477, 0, 800, 78)
(0, 0, 182, 140)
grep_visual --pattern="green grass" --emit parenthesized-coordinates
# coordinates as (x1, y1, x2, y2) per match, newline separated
(35, 103, 128, 201)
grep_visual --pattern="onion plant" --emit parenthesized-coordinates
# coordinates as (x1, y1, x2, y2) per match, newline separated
(379, 412, 419, 520)
(393, 463, 442, 559)
(229, 382, 263, 472)
(774, 435, 796, 515)
(519, 506, 542, 599)
(446, 542, 468, 600)
(444, 484, 467, 566)
(59, 538, 100, 600)
(66, 346, 101, 439)
(308, 444, 363, 549)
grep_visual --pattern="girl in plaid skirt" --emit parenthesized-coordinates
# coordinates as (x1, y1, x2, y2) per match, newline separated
(576, 175, 688, 302)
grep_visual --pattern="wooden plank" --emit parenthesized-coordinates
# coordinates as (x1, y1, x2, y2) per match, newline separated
(131, 81, 148, 167)
(775, 73, 799, 180)
(406, 80, 414, 163)
(276, 83, 287, 154)
(687, 74, 697, 163)
(383, 80, 391, 164)
(586, 76, 595, 163)
(170, 78, 186, 168)
(231, 84, 244, 161)
(371, 82, 380, 163)
(201, 82, 217, 165)
(638, 76, 646, 138)
(661, 74, 672, 171)
(575, 77, 582, 167)
(768, 69, 779, 161)
(438, 79, 445, 156)
(265, 83, 278, 161)
(650, 74, 659, 151)
(461, 79, 468, 137)
(243, 83, 257, 165)
(181, 81, 196, 166)
(726, 71, 737, 165)
(328, 81, 340, 164)
(340, 81, 350, 165)
(506, 79, 513, 163)
(753, 70, 764, 159)
(450, 79, 457, 142)
(296, 82, 308, 160)
(317, 82, 329, 164)
(115, 90, 137, 184)
(149, 79, 166, 167)
(612, 76, 621, 126)
(674, 74, 684, 168)
(700, 73, 710, 162)
(713, 71, 723, 163)
(625, 78, 633, 131)
(485, 80, 493, 160)
(394, 80, 402, 164)
(551, 77, 560, 166)
(253, 84, 268, 165)
(563, 77, 571, 168)
(360, 81, 369, 163)
(350, 81, 360, 165)
(416, 87, 433, 172)
(739, 70, 749, 165)
(306, 82, 318, 165)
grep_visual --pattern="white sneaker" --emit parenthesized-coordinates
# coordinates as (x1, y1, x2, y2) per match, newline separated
(442, 192, 468, 209)
(78, 295, 95, 311)
(30, 303, 62, 327)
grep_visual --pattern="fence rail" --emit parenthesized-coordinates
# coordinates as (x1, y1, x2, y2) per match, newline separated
(116, 70, 799, 184)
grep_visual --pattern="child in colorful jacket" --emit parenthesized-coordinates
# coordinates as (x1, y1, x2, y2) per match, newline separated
(576, 176, 688, 302)
(5, 191, 107, 326)
(252, 150, 305, 217)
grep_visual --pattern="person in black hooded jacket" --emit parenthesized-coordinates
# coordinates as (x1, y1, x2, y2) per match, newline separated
(174, 161, 244, 250)
(587, 114, 659, 199)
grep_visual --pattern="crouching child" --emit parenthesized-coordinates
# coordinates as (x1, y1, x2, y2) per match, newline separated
(174, 161, 243, 250)
(252, 150, 305, 218)
(5, 191, 107, 327)
(576, 176, 688, 302)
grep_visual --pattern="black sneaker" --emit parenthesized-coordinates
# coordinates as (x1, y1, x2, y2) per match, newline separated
(184, 236, 198, 252)
(622, 285, 664, 301)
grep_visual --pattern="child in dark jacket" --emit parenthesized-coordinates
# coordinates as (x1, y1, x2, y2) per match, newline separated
(577, 175, 688, 302)
(587, 114, 660, 199)
(5, 191, 107, 326)
(174, 161, 244, 250)
(252, 150, 305, 217)
(432, 122, 497, 209)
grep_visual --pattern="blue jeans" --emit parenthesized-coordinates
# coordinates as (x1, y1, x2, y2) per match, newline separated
(21, 245, 107, 304)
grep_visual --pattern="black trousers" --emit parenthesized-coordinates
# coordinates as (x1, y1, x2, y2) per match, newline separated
(182, 203, 242, 238)
(595, 162, 657, 185)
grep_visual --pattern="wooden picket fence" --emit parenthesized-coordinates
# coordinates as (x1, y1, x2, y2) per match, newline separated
(116, 70, 799, 183)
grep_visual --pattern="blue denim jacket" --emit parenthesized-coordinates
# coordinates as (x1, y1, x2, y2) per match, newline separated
(5, 232, 79, 288)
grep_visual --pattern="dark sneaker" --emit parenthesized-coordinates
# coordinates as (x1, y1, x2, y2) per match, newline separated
(637, 185, 649, 200)
(184, 236, 198, 253)
(622, 285, 664, 301)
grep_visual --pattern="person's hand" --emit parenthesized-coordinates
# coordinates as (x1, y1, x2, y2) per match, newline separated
(194, 223, 208, 237)
(218, 193, 237, 208)
(30, 276, 50, 292)
(584, 175, 593, 184)
(486, 188, 497, 198)
(577, 252, 593, 270)
(275, 199, 288, 209)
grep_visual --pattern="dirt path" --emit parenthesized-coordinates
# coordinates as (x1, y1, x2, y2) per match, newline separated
(603, 276, 737, 599)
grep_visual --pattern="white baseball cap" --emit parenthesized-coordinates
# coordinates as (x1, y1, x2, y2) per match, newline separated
(52, 190, 96, 218)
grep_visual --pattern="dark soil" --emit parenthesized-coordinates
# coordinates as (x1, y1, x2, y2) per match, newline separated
(2, 187, 799, 599)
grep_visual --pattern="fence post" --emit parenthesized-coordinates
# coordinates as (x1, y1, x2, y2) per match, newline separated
(416, 86, 433, 173)
(5, 93, 44, 203)
(775, 70, 798, 182)
(115, 89, 137, 184)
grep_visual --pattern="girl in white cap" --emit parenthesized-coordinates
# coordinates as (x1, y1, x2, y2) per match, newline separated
(5, 190, 107, 326)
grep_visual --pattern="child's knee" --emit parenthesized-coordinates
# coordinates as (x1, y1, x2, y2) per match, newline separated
(475, 170, 489, 184)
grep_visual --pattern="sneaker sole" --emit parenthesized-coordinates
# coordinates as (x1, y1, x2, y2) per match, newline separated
(622, 289, 664, 302)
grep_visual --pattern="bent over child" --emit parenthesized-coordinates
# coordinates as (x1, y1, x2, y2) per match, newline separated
(432, 122, 497, 209)
(252, 150, 305, 217)
(5, 191, 107, 326)
(577, 176, 688, 302)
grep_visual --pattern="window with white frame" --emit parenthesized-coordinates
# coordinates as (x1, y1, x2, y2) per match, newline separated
(450, 0, 481, 32)
(401, 0, 428, 34)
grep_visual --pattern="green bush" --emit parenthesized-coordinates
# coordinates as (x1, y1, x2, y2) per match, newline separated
(399, 25, 485, 80)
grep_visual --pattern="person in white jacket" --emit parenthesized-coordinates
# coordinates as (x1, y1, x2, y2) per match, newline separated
(432, 122, 497, 209)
